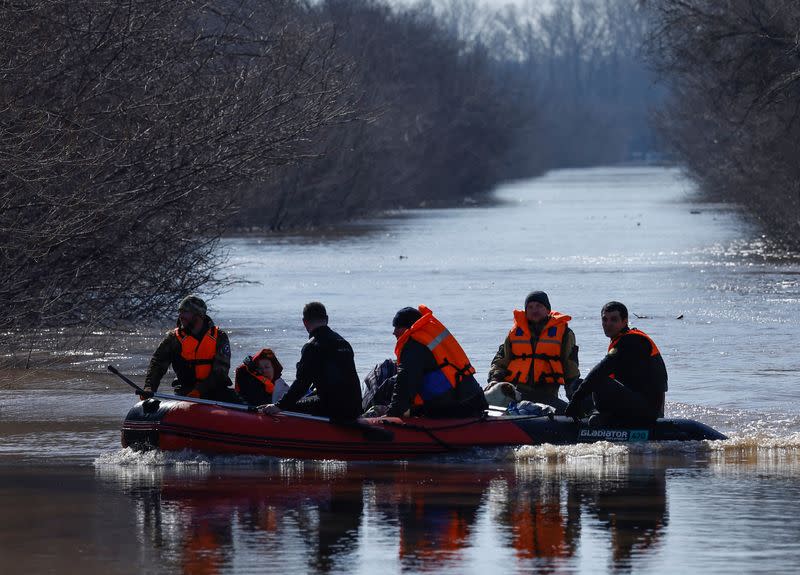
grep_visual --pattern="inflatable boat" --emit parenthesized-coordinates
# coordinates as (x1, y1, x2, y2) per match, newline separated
(120, 396, 727, 461)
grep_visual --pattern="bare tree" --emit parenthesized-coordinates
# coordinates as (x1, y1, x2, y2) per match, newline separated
(646, 0, 800, 247)
(489, 0, 661, 169)
(232, 0, 521, 229)
(0, 0, 355, 336)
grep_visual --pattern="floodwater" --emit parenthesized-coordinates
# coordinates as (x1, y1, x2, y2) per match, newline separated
(2, 167, 800, 574)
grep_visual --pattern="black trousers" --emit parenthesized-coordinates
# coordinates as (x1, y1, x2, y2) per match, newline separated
(591, 377, 663, 422)
(521, 385, 569, 414)
(287, 395, 362, 421)
(413, 390, 489, 419)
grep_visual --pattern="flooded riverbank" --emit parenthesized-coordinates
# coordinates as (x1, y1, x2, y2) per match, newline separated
(1, 166, 799, 573)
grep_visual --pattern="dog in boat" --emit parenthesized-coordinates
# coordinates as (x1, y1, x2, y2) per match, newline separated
(483, 381, 522, 408)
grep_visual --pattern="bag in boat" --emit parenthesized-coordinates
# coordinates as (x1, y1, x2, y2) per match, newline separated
(506, 400, 556, 417)
(361, 358, 398, 412)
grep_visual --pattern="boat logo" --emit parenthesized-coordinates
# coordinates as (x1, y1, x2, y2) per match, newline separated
(579, 429, 649, 442)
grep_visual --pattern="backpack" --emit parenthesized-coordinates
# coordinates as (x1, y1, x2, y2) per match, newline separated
(361, 358, 398, 411)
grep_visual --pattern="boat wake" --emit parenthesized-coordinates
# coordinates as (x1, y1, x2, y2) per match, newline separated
(509, 431, 800, 480)
(94, 427, 800, 472)
(94, 447, 353, 470)
(667, 400, 800, 437)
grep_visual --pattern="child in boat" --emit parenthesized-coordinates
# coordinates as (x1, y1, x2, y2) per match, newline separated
(234, 348, 289, 406)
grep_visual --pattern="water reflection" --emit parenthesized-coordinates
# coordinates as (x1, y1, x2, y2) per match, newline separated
(492, 473, 581, 564)
(125, 467, 364, 574)
(98, 460, 678, 575)
(580, 469, 667, 572)
(374, 469, 487, 572)
(490, 464, 669, 573)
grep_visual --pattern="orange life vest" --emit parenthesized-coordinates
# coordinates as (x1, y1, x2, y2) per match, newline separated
(608, 327, 661, 380)
(394, 305, 476, 405)
(505, 310, 571, 386)
(235, 366, 275, 395)
(609, 327, 660, 356)
(174, 325, 218, 382)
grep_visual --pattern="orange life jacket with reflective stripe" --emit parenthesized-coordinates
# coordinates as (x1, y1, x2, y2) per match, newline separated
(174, 326, 218, 381)
(505, 310, 571, 386)
(394, 305, 476, 405)
(608, 327, 661, 380)
(235, 366, 275, 395)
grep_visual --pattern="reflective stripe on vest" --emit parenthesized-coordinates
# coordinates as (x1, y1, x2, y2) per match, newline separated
(505, 310, 571, 386)
(395, 305, 476, 405)
(175, 326, 218, 382)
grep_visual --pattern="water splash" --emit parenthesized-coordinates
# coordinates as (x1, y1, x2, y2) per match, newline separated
(94, 447, 353, 475)
(668, 401, 800, 436)
(514, 441, 630, 462)
(95, 447, 215, 467)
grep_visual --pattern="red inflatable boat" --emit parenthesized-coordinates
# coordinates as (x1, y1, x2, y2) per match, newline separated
(121, 395, 727, 461)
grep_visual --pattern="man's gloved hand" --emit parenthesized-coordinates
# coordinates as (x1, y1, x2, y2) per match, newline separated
(564, 398, 585, 420)
(138, 386, 154, 401)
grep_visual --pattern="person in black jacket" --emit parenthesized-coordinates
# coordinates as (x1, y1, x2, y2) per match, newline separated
(385, 306, 488, 418)
(565, 301, 668, 425)
(258, 302, 362, 420)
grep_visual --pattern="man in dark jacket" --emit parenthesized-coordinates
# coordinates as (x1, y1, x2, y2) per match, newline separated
(386, 306, 488, 418)
(565, 301, 668, 425)
(143, 295, 239, 402)
(259, 302, 362, 420)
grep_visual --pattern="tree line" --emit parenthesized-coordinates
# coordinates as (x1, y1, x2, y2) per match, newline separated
(645, 0, 800, 250)
(233, 0, 663, 230)
(1, 0, 354, 334)
(1, 0, 660, 339)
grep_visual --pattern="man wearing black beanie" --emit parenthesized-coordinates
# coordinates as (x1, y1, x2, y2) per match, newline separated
(524, 291, 551, 312)
(392, 307, 423, 330)
(487, 291, 580, 412)
(385, 305, 488, 418)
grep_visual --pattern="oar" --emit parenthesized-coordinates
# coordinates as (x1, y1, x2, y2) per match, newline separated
(108, 364, 258, 411)
(107, 365, 393, 441)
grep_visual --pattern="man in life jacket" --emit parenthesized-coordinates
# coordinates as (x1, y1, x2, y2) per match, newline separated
(385, 305, 488, 418)
(142, 295, 239, 402)
(234, 348, 290, 406)
(259, 302, 362, 420)
(565, 301, 668, 425)
(488, 291, 580, 412)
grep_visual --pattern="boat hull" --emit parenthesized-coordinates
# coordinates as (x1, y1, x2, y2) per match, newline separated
(121, 399, 727, 460)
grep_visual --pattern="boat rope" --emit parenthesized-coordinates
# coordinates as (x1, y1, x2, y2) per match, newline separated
(382, 414, 495, 451)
